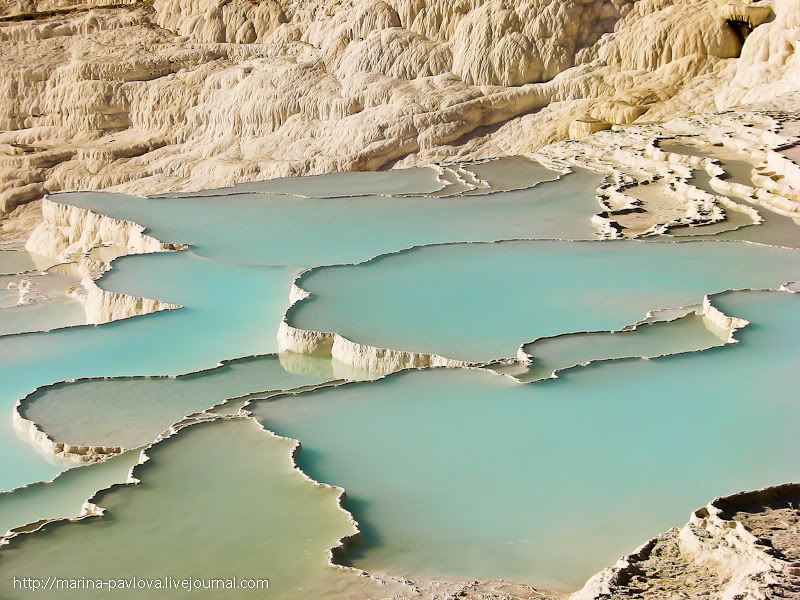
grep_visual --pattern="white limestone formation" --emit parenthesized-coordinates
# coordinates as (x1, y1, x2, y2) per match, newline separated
(22, 195, 183, 323)
(2, 1, 800, 598)
(0, 0, 798, 209)
(25, 196, 167, 261)
(701, 293, 750, 342)
(507, 296, 747, 383)
(280, 273, 472, 373)
(531, 110, 799, 239)
(11, 400, 125, 463)
(78, 276, 180, 324)
(572, 483, 800, 600)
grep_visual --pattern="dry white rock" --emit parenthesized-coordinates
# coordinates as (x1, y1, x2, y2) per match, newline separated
(0, 0, 798, 211)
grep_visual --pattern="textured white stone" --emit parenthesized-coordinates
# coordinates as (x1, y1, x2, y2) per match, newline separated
(0, 0, 798, 209)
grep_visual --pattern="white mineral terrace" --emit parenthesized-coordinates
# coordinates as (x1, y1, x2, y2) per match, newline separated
(2, 0, 800, 595)
(0, 108, 798, 599)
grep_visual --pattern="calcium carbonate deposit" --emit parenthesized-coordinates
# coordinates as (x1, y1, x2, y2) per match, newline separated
(1, 1, 800, 598)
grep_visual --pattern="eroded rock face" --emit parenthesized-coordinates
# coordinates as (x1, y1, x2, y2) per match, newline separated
(595, 0, 742, 71)
(573, 483, 800, 600)
(0, 0, 797, 210)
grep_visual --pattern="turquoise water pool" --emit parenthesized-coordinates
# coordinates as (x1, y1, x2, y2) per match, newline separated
(0, 156, 797, 594)
(0, 252, 295, 488)
(258, 291, 800, 589)
(288, 240, 800, 362)
(0, 164, 603, 489)
(0, 418, 383, 599)
(20, 355, 334, 451)
(54, 169, 603, 267)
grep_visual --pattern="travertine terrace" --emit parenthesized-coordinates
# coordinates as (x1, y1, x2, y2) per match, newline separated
(0, 0, 798, 212)
(2, 0, 800, 598)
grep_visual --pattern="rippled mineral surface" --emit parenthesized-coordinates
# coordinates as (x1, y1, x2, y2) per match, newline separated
(0, 142, 798, 597)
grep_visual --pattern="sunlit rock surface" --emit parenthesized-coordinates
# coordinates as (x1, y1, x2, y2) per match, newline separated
(1, 1, 800, 598)
(0, 0, 798, 207)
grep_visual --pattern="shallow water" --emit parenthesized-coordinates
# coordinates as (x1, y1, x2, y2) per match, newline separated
(783, 144, 800, 164)
(0, 299, 85, 336)
(0, 248, 45, 276)
(661, 144, 800, 247)
(20, 355, 334, 450)
(661, 143, 755, 187)
(0, 252, 295, 489)
(289, 240, 800, 362)
(0, 452, 139, 536)
(0, 418, 384, 599)
(155, 165, 447, 199)
(0, 276, 18, 308)
(508, 311, 727, 382)
(713, 201, 800, 248)
(87, 245, 129, 264)
(0, 165, 604, 491)
(55, 170, 604, 267)
(257, 290, 800, 590)
(463, 156, 559, 194)
(0, 251, 85, 334)
(676, 169, 800, 248)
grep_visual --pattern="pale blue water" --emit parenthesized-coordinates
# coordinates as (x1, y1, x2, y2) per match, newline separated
(289, 240, 800, 362)
(0, 276, 18, 308)
(511, 312, 726, 382)
(463, 157, 559, 194)
(661, 143, 755, 187)
(0, 252, 295, 489)
(0, 168, 605, 490)
(21, 355, 332, 450)
(155, 165, 447, 198)
(659, 143, 800, 247)
(0, 160, 797, 594)
(54, 170, 604, 267)
(0, 247, 57, 275)
(675, 169, 800, 248)
(0, 249, 37, 276)
(256, 290, 800, 590)
(157, 159, 557, 199)
(0, 452, 140, 536)
(0, 252, 84, 334)
(0, 168, 604, 491)
(0, 418, 379, 599)
(0, 299, 85, 337)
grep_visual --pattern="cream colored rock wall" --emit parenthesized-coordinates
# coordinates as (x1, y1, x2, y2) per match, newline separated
(25, 196, 165, 260)
(80, 277, 180, 324)
(596, 0, 741, 71)
(4, 0, 797, 210)
(572, 481, 799, 600)
(151, 0, 287, 44)
(278, 279, 469, 373)
(22, 194, 183, 324)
